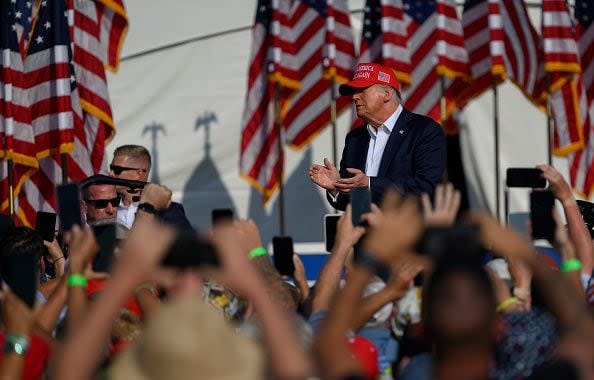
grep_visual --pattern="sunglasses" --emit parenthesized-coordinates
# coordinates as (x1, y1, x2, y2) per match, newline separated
(109, 164, 147, 175)
(85, 196, 120, 209)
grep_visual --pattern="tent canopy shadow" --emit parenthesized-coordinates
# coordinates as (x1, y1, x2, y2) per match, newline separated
(248, 147, 329, 245)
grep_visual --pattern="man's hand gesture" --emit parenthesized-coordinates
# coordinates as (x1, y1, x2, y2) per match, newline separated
(309, 158, 340, 194)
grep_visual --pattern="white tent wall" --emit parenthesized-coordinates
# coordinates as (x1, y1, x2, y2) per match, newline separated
(105, 1, 570, 244)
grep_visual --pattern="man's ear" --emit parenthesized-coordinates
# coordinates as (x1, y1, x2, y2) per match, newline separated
(383, 88, 392, 103)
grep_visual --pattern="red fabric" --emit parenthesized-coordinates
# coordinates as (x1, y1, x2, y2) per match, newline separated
(348, 335, 379, 380)
(86, 279, 143, 316)
(0, 334, 50, 380)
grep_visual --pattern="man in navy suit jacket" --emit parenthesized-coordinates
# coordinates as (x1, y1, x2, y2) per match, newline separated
(109, 145, 193, 231)
(310, 63, 445, 210)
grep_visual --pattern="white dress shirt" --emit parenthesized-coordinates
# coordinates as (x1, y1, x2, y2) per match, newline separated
(365, 104, 403, 178)
(117, 201, 139, 229)
(328, 105, 403, 201)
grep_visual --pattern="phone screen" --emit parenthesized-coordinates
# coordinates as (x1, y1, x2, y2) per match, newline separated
(530, 191, 555, 242)
(92, 223, 117, 273)
(1, 253, 38, 308)
(211, 208, 234, 226)
(351, 187, 371, 226)
(506, 168, 546, 188)
(324, 214, 341, 252)
(57, 184, 82, 231)
(36, 212, 57, 242)
(272, 236, 295, 276)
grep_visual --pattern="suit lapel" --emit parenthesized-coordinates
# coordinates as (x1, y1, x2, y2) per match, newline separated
(355, 129, 370, 171)
(378, 108, 412, 177)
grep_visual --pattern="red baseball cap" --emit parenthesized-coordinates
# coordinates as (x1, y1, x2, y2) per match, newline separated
(339, 62, 401, 96)
(348, 335, 380, 379)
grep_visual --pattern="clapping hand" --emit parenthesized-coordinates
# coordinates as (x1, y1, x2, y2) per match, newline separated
(309, 158, 340, 193)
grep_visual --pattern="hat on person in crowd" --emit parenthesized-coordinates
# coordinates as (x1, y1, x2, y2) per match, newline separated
(339, 62, 401, 96)
(109, 297, 264, 380)
(348, 335, 380, 380)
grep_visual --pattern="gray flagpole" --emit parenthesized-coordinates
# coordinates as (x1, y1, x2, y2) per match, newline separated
(274, 81, 286, 236)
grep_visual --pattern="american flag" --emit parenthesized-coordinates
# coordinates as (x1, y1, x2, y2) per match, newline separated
(450, 0, 505, 109)
(8, 0, 81, 226)
(323, 0, 356, 83)
(569, 0, 594, 197)
(14, 0, 127, 226)
(283, 0, 355, 149)
(499, 0, 546, 105)
(400, 0, 469, 123)
(10, 0, 34, 58)
(0, 0, 37, 217)
(542, 0, 583, 156)
(72, 0, 120, 172)
(95, 0, 128, 72)
(240, 0, 297, 201)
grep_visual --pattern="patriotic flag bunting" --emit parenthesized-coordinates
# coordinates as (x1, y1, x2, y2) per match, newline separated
(542, 0, 583, 156)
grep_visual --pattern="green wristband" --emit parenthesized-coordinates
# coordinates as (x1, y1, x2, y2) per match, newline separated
(561, 259, 583, 272)
(67, 274, 88, 288)
(248, 246, 267, 259)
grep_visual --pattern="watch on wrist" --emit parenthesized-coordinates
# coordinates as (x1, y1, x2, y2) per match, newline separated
(137, 202, 158, 215)
(4, 334, 30, 356)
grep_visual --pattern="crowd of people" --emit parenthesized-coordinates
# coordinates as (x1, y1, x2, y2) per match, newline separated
(0, 148, 593, 379)
(1, 62, 594, 379)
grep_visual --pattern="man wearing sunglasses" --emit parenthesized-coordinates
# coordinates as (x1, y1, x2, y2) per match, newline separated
(81, 180, 119, 225)
(109, 145, 192, 231)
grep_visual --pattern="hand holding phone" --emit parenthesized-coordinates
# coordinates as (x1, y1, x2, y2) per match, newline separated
(506, 168, 546, 188)
(272, 236, 295, 276)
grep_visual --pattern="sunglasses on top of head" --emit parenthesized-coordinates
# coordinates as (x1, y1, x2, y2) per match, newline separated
(85, 196, 121, 209)
(109, 164, 147, 175)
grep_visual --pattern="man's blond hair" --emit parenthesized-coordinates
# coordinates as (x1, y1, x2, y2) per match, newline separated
(113, 145, 151, 168)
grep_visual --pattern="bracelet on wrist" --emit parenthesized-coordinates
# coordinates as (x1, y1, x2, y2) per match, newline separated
(248, 246, 268, 259)
(67, 273, 88, 288)
(496, 297, 522, 313)
(4, 333, 30, 356)
(561, 258, 582, 272)
(52, 256, 65, 265)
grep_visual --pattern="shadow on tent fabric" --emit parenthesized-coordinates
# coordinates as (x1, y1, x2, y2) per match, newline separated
(248, 147, 329, 246)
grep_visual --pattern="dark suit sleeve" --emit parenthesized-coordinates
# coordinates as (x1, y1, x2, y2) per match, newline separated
(369, 120, 445, 201)
(157, 202, 194, 232)
(326, 190, 349, 211)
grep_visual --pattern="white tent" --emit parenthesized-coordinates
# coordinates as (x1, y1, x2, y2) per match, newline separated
(106, 0, 571, 244)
